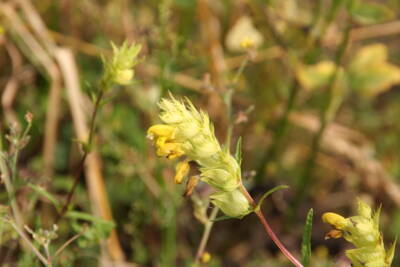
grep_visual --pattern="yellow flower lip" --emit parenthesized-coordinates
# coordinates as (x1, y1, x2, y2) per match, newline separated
(322, 212, 347, 230)
(156, 142, 185, 159)
(147, 124, 176, 140)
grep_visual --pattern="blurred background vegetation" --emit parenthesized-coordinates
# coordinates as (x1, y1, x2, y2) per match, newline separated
(0, 0, 400, 266)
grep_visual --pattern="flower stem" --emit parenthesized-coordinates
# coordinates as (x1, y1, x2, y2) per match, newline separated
(239, 184, 303, 267)
(194, 206, 219, 264)
(56, 88, 105, 222)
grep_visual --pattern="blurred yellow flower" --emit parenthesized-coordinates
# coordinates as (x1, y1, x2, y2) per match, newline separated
(322, 200, 396, 267)
(226, 16, 263, 52)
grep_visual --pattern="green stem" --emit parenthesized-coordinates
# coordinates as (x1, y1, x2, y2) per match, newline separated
(255, 79, 299, 182)
(0, 153, 23, 230)
(8, 220, 49, 266)
(295, 24, 351, 203)
(194, 206, 219, 264)
(56, 87, 105, 221)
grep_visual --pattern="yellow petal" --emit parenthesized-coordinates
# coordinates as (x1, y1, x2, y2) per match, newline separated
(174, 161, 190, 184)
(147, 124, 176, 140)
(322, 212, 347, 230)
(156, 136, 167, 147)
(156, 142, 185, 159)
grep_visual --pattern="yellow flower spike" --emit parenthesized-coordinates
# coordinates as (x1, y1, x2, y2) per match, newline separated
(148, 94, 252, 218)
(322, 212, 347, 230)
(174, 160, 190, 184)
(147, 124, 176, 140)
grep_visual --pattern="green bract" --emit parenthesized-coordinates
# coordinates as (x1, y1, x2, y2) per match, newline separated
(103, 42, 141, 86)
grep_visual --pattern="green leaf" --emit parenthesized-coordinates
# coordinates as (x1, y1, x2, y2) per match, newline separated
(255, 185, 289, 212)
(351, 2, 394, 25)
(235, 137, 242, 165)
(67, 211, 115, 247)
(28, 183, 60, 211)
(301, 209, 313, 267)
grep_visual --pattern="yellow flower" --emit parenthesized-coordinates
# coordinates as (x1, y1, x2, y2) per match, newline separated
(225, 16, 263, 52)
(147, 124, 185, 160)
(322, 212, 347, 230)
(322, 200, 396, 267)
(201, 252, 211, 263)
(147, 94, 251, 218)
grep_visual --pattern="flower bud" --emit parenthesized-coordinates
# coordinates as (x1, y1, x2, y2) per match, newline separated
(103, 41, 141, 86)
(114, 69, 134, 85)
(210, 190, 251, 218)
(200, 168, 238, 191)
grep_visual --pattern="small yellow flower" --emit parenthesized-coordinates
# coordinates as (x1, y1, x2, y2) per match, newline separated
(174, 161, 190, 184)
(201, 252, 211, 263)
(322, 200, 396, 267)
(226, 16, 263, 52)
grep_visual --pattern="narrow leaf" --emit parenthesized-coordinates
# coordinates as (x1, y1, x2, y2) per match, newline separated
(255, 185, 289, 212)
(211, 215, 235, 222)
(235, 137, 242, 165)
(301, 208, 313, 267)
(28, 183, 60, 211)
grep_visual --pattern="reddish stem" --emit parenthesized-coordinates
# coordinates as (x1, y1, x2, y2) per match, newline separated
(239, 184, 303, 267)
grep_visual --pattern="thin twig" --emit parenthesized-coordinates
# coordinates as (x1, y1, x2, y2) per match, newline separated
(8, 220, 49, 266)
(50, 230, 84, 262)
(254, 79, 299, 182)
(194, 206, 219, 264)
(56, 89, 104, 222)
(0, 154, 23, 232)
(296, 24, 351, 203)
